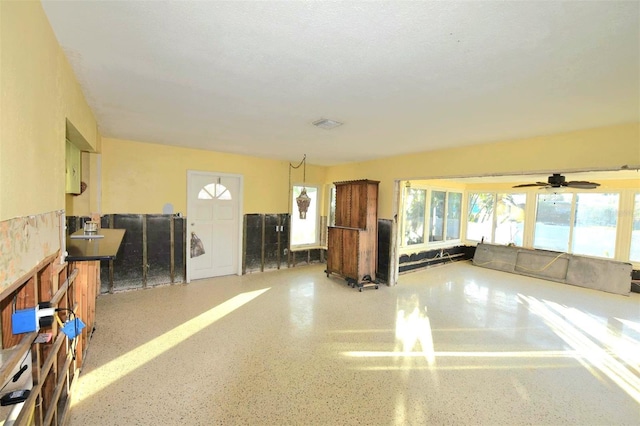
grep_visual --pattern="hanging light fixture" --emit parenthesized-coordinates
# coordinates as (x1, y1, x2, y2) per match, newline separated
(296, 188, 311, 219)
(289, 154, 311, 219)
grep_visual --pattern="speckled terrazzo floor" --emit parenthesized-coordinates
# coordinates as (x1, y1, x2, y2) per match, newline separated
(68, 262, 640, 425)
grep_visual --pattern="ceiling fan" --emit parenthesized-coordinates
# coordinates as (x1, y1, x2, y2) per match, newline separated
(512, 173, 600, 189)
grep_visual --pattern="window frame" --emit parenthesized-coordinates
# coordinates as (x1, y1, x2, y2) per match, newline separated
(531, 190, 621, 259)
(290, 184, 321, 248)
(629, 192, 640, 263)
(400, 185, 463, 252)
(465, 191, 528, 246)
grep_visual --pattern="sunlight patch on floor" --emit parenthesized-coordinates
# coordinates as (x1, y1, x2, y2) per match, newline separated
(520, 294, 640, 404)
(342, 350, 581, 358)
(71, 287, 270, 406)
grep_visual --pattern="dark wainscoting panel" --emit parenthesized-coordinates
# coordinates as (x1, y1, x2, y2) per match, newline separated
(377, 219, 392, 283)
(264, 214, 280, 271)
(243, 213, 293, 273)
(68, 214, 185, 293)
(399, 245, 475, 273)
(244, 214, 264, 273)
(111, 214, 144, 292)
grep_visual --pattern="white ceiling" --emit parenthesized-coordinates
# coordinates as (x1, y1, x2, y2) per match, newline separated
(42, 1, 639, 166)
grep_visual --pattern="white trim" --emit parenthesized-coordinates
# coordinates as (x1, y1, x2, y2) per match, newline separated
(186, 170, 244, 283)
(290, 183, 321, 249)
(96, 153, 102, 214)
(463, 187, 638, 264)
(399, 184, 463, 253)
(389, 179, 401, 286)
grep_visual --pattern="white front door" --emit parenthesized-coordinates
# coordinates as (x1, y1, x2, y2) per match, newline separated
(187, 171, 243, 282)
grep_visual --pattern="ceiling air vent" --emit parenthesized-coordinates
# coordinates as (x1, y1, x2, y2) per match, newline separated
(312, 118, 343, 130)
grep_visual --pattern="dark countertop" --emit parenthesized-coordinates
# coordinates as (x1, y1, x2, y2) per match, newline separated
(66, 229, 126, 261)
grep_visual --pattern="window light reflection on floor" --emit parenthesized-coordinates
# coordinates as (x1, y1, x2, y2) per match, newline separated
(342, 293, 640, 405)
(71, 288, 270, 406)
(615, 317, 640, 334)
(519, 294, 640, 404)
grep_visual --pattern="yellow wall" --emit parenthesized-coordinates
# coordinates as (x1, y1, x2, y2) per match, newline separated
(327, 123, 640, 218)
(101, 138, 327, 214)
(0, 2, 99, 220)
(407, 179, 467, 190)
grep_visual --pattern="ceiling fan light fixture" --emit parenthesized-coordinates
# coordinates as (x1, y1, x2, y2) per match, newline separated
(512, 173, 600, 190)
(312, 118, 343, 130)
(543, 186, 566, 193)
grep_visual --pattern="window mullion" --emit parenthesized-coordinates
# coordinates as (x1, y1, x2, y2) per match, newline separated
(616, 191, 634, 262)
(491, 192, 498, 243)
(568, 192, 577, 253)
(424, 189, 431, 246)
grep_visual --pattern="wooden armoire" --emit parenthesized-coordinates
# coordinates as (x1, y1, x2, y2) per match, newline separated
(326, 179, 379, 290)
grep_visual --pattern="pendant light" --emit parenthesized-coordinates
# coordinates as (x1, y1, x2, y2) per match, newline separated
(289, 154, 310, 219)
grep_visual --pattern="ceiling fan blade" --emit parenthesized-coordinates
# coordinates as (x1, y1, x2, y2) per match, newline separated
(565, 181, 600, 189)
(512, 182, 548, 188)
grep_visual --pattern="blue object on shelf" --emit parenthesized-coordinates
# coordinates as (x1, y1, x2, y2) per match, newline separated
(60, 318, 86, 340)
(12, 308, 38, 334)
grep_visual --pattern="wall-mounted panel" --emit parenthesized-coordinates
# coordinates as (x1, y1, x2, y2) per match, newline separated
(377, 219, 392, 283)
(244, 214, 263, 273)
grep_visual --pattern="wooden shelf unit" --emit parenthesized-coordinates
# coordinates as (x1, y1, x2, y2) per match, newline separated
(326, 179, 379, 290)
(0, 251, 97, 425)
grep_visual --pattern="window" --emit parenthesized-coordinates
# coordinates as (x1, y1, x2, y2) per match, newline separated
(495, 193, 526, 246)
(533, 193, 573, 251)
(403, 188, 426, 245)
(466, 192, 494, 242)
(631, 193, 640, 262)
(467, 192, 527, 245)
(198, 183, 231, 200)
(429, 191, 445, 242)
(291, 185, 319, 247)
(572, 193, 619, 258)
(446, 192, 462, 240)
(328, 185, 336, 227)
(533, 192, 620, 258)
(402, 187, 461, 247)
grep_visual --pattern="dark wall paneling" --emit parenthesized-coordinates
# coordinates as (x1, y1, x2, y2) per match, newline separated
(244, 214, 263, 273)
(111, 214, 144, 291)
(146, 215, 172, 287)
(66, 216, 91, 236)
(173, 217, 186, 284)
(264, 214, 280, 271)
(463, 245, 477, 259)
(99, 260, 111, 294)
(377, 219, 392, 283)
(100, 214, 112, 229)
(309, 249, 322, 263)
(100, 215, 114, 293)
(98, 214, 185, 292)
(280, 214, 290, 262)
(243, 213, 293, 273)
(290, 248, 326, 267)
(399, 245, 473, 273)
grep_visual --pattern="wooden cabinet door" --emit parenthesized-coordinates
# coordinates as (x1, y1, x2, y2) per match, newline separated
(327, 227, 343, 275)
(341, 228, 360, 280)
(335, 185, 351, 227)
